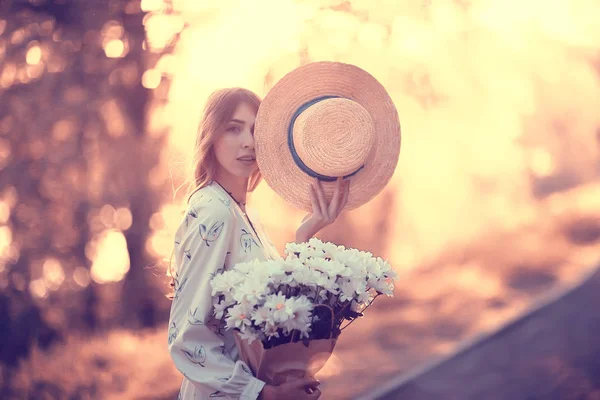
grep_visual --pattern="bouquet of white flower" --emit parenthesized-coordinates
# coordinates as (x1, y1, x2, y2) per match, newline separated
(209, 237, 398, 385)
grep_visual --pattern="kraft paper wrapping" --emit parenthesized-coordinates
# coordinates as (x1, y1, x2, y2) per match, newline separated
(234, 331, 337, 385)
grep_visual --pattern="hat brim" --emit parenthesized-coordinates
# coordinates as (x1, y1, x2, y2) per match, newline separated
(254, 61, 401, 212)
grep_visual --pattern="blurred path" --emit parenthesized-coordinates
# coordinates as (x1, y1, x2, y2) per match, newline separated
(367, 265, 600, 400)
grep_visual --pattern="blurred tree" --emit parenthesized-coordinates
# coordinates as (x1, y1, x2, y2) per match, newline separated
(0, 0, 170, 378)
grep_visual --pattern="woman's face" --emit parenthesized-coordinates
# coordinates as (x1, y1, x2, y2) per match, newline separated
(213, 102, 258, 180)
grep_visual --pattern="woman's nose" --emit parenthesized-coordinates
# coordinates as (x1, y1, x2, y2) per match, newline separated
(242, 129, 255, 149)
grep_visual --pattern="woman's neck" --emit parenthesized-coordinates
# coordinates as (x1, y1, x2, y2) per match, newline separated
(213, 171, 248, 206)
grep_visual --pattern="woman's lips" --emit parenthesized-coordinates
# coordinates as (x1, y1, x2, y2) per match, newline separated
(237, 157, 256, 165)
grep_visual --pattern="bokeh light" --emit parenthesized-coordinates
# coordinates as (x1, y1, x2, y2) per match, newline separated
(1, 1, 599, 398)
(26, 42, 42, 65)
(104, 39, 125, 58)
(142, 68, 161, 89)
(89, 229, 131, 284)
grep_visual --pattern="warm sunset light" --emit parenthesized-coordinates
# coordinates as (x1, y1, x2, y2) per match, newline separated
(146, 0, 600, 273)
(43, 258, 66, 291)
(104, 38, 125, 58)
(89, 229, 131, 284)
(26, 42, 42, 65)
(73, 266, 91, 288)
(142, 68, 161, 89)
(2, 1, 599, 399)
(0, 225, 12, 258)
(141, 0, 164, 12)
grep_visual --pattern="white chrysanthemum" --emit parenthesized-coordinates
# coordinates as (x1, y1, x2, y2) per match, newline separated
(307, 237, 325, 249)
(213, 299, 229, 319)
(282, 258, 301, 272)
(238, 328, 260, 344)
(290, 265, 316, 286)
(234, 259, 258, 275)
(365, 261, 381, 279)
(317, 288, 331, 301)
(373, 276, 395, 296)
(233, 277, 270, 306)
(312, 270, 336, 291)
(251, 305, 273, 326)
(264, 292, 293, 323)
(263, 321, 280, 338)
(341, 250, 368, 276)
(318, 240, 343, 260)
(272, 259, 304, 287)
(281, 296, 313, 337)
(284, 242, 312, 258)
(383, 267, 399, 282)
(350, 299, 371, 313)
(309, 257, 348, 279)
(271, 271, 295, 288)
(225, 303, 253, 331)
(339, 277, 368, 302)
(262, 259, 285, 276)
(376, 257, 394, 273)
(211, 270, 244, 296)
(247, 267, 274, 286)
(357, 290, 373, 304)
(368, 269, 396, 291)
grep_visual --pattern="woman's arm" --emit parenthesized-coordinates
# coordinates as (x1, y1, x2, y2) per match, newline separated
(295, 178, 350, 243)
(168, 201, 265, 399)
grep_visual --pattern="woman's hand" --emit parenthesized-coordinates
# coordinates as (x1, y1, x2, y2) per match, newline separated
(295, 177, 350, 243)
(259, 378, 321, 400)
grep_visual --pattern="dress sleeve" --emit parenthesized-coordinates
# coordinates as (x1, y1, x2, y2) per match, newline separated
(168, 199, 265, 399)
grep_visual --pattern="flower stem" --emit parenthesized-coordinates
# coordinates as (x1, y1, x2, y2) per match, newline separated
(340, 294, 381, 331)
(312, 304, 335, 339)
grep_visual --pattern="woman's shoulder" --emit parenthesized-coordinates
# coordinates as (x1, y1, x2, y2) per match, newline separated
(187, 183, 235, 222)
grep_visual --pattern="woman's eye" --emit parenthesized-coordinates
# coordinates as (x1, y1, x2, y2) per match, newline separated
(226, 126, 241, 133)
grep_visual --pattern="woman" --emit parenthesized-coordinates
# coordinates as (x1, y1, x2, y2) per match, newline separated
(168, 87, 350, 400)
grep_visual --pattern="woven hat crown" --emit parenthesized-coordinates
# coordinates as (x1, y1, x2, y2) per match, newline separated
(292, 98, 375, 178)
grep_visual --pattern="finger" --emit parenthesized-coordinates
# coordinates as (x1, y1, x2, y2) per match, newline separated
(338, 179, 350, 214)
(328, 177, 343, 217)
(290, 378, 320, 389)
(314, 179, 328, 219)
(307, 387, 322, 399)
(308, 184, 321, 217)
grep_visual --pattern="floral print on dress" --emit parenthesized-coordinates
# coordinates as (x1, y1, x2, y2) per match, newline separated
(199, 221, 225, 247)
(182, 345, 207, 367)
(209, 391, 227, 398)
(168, 322, 179, 345)
(209, 266, 225, 280)
(241, 364, 253, 376)
(240, 229, 259, 253)
(173, 274, 188, 301)
(218, 196, 231, 207)
(216, 375, 232, 383)
(185, 206, 198, 227)
(188, 307, 205, 326)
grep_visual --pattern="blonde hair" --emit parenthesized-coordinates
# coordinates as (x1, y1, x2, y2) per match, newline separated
(167, 88, 262, 299)
(186, 87, 262, 203)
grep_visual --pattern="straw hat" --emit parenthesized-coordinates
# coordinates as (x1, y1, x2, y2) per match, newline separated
(254, 61, 401, 212)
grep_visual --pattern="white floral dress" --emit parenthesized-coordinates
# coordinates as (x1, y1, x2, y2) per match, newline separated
(168, 182, 280, 399)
